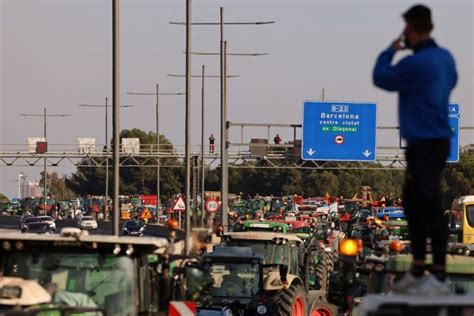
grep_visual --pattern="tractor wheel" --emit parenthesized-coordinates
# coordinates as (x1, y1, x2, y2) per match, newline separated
(271, 283, 307, 316)
(316, 250, 336, 292)
(326, 250, 336, 273)
(315, 254, 328, 291)
(324, 251, 335, 291)
(332, 249, 339, 263)
(310, 299, 337, 316)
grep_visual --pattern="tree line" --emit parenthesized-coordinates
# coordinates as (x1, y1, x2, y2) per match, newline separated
(36, 128, 473, 210)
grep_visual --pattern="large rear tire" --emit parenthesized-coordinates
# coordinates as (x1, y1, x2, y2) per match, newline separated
(316, 250, 336, 292)
(271, 283, 306, 316)
(310, 299, 338, 316)
(315, 255, 328, 291)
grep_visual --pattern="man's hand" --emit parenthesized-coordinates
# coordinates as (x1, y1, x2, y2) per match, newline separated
(391, 38, 404, 51)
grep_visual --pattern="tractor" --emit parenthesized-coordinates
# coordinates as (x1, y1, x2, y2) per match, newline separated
(216, 231, 336, 315)
(0, 227, 187, 315)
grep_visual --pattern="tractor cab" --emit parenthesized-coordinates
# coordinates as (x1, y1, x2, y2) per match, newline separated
(192, 247, 269, 315)
(0, 228, 181, 315)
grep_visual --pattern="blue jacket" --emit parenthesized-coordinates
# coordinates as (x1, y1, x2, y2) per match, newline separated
(373, 39, 457, 144)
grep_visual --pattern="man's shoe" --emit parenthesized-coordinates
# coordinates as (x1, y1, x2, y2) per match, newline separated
(391, 272, 423, 293)
(415, 275, 452, 295)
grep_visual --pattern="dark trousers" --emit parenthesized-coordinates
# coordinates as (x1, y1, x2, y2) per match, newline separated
(403, 139, 450, 267)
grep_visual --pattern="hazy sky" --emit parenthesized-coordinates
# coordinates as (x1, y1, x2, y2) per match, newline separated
(1, 0, 473, 198)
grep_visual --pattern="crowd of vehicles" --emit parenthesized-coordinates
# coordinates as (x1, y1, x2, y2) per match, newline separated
(3, 194, 474, 315)
(1, 195, 162, 222)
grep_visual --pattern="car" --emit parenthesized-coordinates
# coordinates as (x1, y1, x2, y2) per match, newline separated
(22, 222, 54, 234)
(122, 220, 146, 236)
(78, 215, 98, 230)
(20, 216, 41, 231)
(37, 215, 56, 231)
(18, 214, 33, 229)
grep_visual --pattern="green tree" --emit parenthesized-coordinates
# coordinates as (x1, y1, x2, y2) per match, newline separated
(0, 193, 9, 203)
(441, 151, 474, 208)
(40, 171, 75, 201)
(302, 171, 340, 197)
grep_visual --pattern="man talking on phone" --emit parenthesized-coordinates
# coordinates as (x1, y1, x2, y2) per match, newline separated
(373, 4, 457, 294)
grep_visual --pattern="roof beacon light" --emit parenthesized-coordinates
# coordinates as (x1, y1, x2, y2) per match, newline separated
(339, 239, 359, 257)
(389, 241, 403, 252)
(167, 219, 179, 231)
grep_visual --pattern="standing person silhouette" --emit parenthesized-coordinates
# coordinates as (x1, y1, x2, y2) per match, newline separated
(273, 134, 282, 145)
(373, 4, 457, 295)
(209, 134, 215, 154)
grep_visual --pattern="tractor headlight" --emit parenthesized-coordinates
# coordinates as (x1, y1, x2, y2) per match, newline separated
(374, 263, 385, 272)
(365, 261, 375, 271)
(257, 305, 267, 315)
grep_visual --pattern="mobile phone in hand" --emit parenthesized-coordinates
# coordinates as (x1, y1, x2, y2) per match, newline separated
(399, 35, 407, 49)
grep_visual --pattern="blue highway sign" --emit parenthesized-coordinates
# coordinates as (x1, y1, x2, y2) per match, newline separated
(302, 101, 377, 161)
(447, 103, 460, 163)
(449, 103, 459, 116)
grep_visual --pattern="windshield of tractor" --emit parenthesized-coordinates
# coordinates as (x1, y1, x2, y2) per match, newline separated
(208, 262, 260, 298)
(222, 240, 288, 265)
(3, 252, 136, 315)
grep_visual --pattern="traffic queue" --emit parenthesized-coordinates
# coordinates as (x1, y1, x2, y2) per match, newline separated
(1, 194, 474, 315)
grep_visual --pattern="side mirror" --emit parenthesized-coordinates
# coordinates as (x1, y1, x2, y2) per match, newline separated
(279, 264, 288, 284)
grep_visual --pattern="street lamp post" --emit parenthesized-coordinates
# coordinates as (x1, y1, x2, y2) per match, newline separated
(112, 0, 120, 237)
(79, 99, 134, 219)
(167, 69, 239, 227)
(200, 65, 205, 227)
(170, 7, 273, 231)
(185, 0, 192, 255)
(20, 108, 69, 211)
(126, 87, 184, 218)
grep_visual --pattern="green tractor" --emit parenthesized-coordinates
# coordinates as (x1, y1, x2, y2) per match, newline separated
(0, 228, 187, 315)
(189, 246, 277, 315)
(218, 231, 336, 316)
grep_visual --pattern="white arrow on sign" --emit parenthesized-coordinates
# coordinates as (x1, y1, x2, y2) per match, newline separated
(306, 148, 315, 156)
(362, 149, 372, 157)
